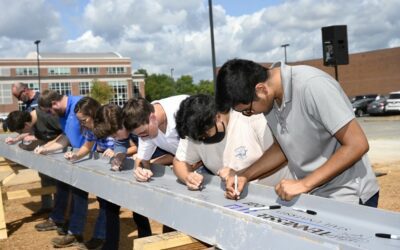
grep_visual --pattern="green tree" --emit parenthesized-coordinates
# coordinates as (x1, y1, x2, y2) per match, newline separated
(175, 75, 197, 95)
(145, 74, 176, 101)
(196, 79, 214, 95)
(90, 79, 114, 104)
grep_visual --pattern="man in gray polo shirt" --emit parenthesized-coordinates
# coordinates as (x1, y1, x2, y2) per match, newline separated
(215, 58, 379, 207)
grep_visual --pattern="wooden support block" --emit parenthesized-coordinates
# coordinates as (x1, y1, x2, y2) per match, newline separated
(0, 185, 8, 239)
(4, 186, 56, 201)
(134, 231, 209, 250)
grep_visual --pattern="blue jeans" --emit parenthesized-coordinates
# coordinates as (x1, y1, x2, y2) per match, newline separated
(39, 173, 56, 209)
(50, 181, 88, 235)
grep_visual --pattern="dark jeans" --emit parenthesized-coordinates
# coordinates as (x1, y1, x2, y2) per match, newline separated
(50, 181, 88, 235)
(359, 191, 379, 208)
(101, 202, 151, 250)
(38, 173, 56, 209)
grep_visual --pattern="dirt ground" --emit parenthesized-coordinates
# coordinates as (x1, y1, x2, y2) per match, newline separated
(0, 147, 399, 249)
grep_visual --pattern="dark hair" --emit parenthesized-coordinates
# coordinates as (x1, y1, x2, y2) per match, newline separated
(175, 94, 217, 140)
(122, 97, 154, 131)
(38, 89, 63, 108)
(215, 58, 268, 112)
(6, 110, 32, 132)
(93, 104, 123, 139)
(74, 97, 101, 118)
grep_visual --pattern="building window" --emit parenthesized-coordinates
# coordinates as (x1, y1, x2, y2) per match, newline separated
(0, 68, 11, 76)
(16, 68, 38, 76)
(49, 82, 71, 96)
(109, 81, 128, 106)
(0, 84, 12, 104)
(132, 81, 141, 98)
(27, 83, 39, 91)
(79, 82, 92, 96)
(107, 67, 126, 74)
(78, 67, 99, 75)
(48, 67, 70, 75)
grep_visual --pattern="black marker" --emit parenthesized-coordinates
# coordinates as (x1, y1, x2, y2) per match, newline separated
(249, 205, 281, 211)
(292, 207, 317, 215)
(375, 233, 400, 240)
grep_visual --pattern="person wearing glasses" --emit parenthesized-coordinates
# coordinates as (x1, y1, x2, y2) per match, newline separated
(35, 90, 89, 248)
(215, 59, 379, 207)
(173, 94, 291, 190)
(7, 82, 58, 215)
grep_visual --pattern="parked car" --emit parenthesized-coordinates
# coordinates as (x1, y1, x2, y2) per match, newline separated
(352, 98, 376, 117)
(385, 91, 400, 113)
(350, 94, 378, 103)
(0, 113, 8, 122)
(367, 97, 388, 115)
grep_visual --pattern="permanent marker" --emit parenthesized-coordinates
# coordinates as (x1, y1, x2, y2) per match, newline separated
(292, 207, 317, 215)
(375, 233, 400, 240)
(249, 205, 281, 211)
(234, 174, 238, 195)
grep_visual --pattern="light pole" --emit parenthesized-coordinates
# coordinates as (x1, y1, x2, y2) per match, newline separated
(281, 43, 289, 64)
(208, 0, 217, 86)
(34, 40, 41, 92)
(170, 68, 174, 79)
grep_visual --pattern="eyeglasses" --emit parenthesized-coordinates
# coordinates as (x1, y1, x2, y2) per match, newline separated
(78, 117, 90, 125)
(241, 94, 255, 117)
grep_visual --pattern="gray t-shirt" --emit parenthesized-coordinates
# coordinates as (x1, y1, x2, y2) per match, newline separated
(265, 62, 379, 204)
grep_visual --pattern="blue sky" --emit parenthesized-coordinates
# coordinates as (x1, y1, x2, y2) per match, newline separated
(0, 0, 399, 82)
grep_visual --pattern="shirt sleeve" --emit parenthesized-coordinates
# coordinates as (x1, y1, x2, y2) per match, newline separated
(114, 138, 129, 154)
(175, 138, 201, 165)
(303, 76, 355, 135)
(136, 137, 157, 161)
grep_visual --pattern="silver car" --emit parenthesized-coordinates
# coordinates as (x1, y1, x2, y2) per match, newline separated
(385, 91, 400, 113)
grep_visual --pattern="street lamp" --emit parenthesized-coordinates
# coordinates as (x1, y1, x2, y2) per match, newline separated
(281, 43, 289, 64)
(170, 68, 174, 79)
(208, 0, 217, 86)
(34, 40, 41, 92)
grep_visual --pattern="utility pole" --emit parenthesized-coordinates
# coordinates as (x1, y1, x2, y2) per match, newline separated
(208, 0, 217, 86)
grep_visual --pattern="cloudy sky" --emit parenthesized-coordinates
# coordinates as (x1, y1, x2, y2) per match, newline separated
(0, 0, 399, 82)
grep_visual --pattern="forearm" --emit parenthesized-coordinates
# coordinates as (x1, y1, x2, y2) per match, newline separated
(242, 141, 287, 181)
(172, 157, 193, 183)
(41, 134, 69, 153)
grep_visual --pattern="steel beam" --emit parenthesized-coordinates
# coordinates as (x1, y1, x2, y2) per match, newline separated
(1, 134, 399, 250)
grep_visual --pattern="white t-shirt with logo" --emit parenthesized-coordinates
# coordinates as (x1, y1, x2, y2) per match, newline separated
(175, 110, 292, 186)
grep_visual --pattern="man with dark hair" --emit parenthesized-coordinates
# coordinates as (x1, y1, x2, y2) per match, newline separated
(35, 89, 89, 248)
(215, 59, 379, 207)
(122, 95, 188, 182)
(174, 94, 291, 190)
(6, 82, 57, 215)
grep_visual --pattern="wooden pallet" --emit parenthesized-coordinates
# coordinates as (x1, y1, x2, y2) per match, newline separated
(0, 157, 55, 239)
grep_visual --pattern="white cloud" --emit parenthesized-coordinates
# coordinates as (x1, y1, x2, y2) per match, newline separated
(0, 0, 399, 82)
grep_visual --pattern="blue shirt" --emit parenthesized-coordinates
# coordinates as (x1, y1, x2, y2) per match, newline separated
(84, 130, 114, 152)
(59, 95, 85, 148)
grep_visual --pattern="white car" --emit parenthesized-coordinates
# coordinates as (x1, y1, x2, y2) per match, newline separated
(385, 91, 400, 113)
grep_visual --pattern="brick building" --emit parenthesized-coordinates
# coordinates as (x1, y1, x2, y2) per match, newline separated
(260, 47, 400, 97)
(0, 52, 145, 114)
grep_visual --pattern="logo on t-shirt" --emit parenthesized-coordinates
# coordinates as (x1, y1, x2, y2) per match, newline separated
(234, 146, 248, 160)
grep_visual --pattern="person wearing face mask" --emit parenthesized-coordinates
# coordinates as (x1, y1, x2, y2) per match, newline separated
(173, 94, 292, 190)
